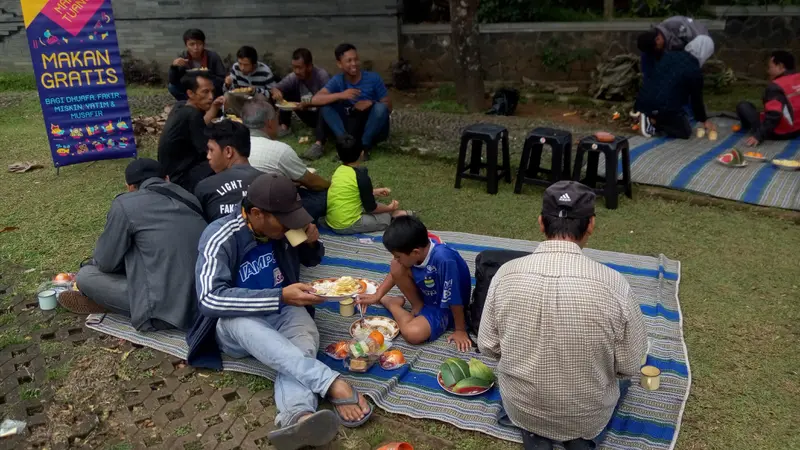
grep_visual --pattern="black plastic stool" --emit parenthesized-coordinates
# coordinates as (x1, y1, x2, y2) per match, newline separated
(572, 134, 632, 209)
(454, 123, 511, 195)
(514, 127, 572, 194)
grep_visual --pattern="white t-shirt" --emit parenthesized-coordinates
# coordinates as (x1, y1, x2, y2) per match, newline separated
(249, 135, 308, 181)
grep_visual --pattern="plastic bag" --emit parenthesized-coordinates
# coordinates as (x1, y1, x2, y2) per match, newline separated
(379, 350, 406, 370)
(0, 419, 26, 438)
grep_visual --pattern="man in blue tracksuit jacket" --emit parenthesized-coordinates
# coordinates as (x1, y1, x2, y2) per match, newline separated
(186, 173, 371, 450)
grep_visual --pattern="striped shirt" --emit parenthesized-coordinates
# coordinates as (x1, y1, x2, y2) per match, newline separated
(477, 240, 648, 441)
(228, 61, 277, 95)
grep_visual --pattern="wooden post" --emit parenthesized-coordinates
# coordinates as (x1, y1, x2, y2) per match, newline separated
(449, 0, 485, 113)
(604, 0, 614, 20)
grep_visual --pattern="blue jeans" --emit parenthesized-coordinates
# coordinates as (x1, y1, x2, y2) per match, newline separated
(320, 102, 390, 148)
(215, 306, 339, 427)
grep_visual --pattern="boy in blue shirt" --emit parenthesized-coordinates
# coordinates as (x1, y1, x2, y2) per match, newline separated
(356, 216, 473, 351)
(312, 43, 391, 160)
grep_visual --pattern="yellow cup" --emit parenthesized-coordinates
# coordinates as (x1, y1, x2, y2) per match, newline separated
(339, 298, 355, 317)
(640, 365, 661, 391)
(696, 128, 706, 138)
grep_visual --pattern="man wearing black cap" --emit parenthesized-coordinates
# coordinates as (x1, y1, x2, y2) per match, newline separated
(477, 181, 647, 450)
(187, 173, 372, 449)
(58, 158, 207, 332)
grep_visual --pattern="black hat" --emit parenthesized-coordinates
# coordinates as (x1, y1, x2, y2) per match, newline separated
(125, 158, 165, 185)
(542, 181, 596, 219)
(246, 173, 312, 229)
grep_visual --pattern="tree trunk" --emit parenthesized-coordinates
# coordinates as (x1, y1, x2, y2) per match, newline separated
(449, 0, 485, 113)
(604, 0, 614, 20)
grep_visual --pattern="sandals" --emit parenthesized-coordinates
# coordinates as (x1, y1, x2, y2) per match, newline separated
(58, 291, 107, 314)
(330, 385, 373, 428)
(267, 409, 339, 450)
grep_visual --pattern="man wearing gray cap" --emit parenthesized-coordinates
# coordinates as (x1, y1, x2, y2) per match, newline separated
(187, 173, 372, 449)
(478, 181, 647, 450)
(58, 158, 207, 332)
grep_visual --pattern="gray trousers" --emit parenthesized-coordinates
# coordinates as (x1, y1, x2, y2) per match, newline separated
(76, 265, 131, 316)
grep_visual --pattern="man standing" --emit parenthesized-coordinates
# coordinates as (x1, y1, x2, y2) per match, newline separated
(194, 119, 263, 222)
(187, 173, 372, 449)
(158, 71, 223, 193)
(312, 43, 391, 160)
(738, 51, 800, 147)
(271, 48, 331, 160)
(478, 181, 647, 450)
(225, 45, 278, 97)
(58, 159, 207, 332)
(167, 29, 227, 100)
(241, 98, 330, 221)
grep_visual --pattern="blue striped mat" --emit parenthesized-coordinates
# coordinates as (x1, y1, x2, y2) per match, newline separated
(85, 231, 689, 449)
(604, 118, 800, 210)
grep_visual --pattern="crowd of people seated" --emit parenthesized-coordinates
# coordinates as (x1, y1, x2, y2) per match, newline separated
(55, 22, 794, 450)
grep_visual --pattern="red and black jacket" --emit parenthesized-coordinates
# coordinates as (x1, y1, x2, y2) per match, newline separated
(758, 72, 800, 140)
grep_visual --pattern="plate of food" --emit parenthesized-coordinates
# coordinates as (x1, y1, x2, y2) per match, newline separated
(311, 276, 369, 299)
(743, 151, 767, 162)
(276, 100, 300, 111)
(772, 159, 800, 171)
(230, 87, 255, 95)
(437, 358, 495, 397)
(350, 316, 400, 340)
(716, 149, 747, 168)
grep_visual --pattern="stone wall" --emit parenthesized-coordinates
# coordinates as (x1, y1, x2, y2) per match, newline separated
(401, 15, 800, 84)
(0, 0, 399, 77)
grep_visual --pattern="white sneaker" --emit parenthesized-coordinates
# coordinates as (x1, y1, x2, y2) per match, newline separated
(639, 113, 655, 138)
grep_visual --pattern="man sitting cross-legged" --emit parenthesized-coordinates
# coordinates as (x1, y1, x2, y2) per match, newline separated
(187, 173, 372, 450)
(194, 119, 264, 222)
(270, 48, 331, 160)
(58, 159, 207, 332)
(241, 97, 330, 221)
(478, 181, 647, 450)
(356, 216, 473, 352)
(312, 43, 391, 160)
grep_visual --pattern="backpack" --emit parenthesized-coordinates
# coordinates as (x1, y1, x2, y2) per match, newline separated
(486, 88, 520, 116)
(467, 249, 530, 335)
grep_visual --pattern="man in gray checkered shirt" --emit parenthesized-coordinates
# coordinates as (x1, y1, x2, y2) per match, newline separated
(477, 181, 648, 450)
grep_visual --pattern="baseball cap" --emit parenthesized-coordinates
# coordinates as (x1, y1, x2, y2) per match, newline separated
(125, 158, 165, 185)
(246, 173, 312, 230)
(542, 181, 596, 219)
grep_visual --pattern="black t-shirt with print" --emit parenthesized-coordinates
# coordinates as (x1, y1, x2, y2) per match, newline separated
(194, 164, 263, 222)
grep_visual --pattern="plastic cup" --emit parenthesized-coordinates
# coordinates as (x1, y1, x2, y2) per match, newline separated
(37, 289, 58, 311)
(339, 298, 355, 317)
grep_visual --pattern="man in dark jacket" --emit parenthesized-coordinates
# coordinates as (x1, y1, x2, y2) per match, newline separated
(58, 159, 207, 332)
(167, 29, 226, 100)
(187, 173, 372, 449)
(634, 48, 716, 139)
(738, 51, 800, 147)
(158, 71, 223, 193)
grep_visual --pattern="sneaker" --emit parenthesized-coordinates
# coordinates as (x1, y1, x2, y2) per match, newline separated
(278, 127, 292, 138)
(58, 291, 106, 314)
(302, 142, 324, 160)
(639, 113, 655, 138)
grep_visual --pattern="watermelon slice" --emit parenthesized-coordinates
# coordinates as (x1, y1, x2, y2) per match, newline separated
(718, 149, 743, 166)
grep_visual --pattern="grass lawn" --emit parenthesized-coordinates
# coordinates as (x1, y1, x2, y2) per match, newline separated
(0, 86, 798, 450)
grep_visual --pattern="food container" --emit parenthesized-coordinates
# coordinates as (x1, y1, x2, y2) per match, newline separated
(379, 350, 406, 370)
(640, 365, 661, 391)
(37, 289, 58, 311)
(696, 128, 706, 138)
(339, 298, 355, 317)
(344, 356, 378, 373)
(708, 130, 718, 141)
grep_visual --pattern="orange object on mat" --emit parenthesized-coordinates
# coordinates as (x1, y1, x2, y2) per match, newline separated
(594, 131, 615, 143)
(732, 124, 742, 132)
(377, 444, 413, 450)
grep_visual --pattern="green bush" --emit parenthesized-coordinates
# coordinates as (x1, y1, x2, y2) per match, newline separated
(0, 72, 37, 92)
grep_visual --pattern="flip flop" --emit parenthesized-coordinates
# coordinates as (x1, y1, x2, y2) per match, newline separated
(330, 385, 373, 428)
(266, 409, 339, 450)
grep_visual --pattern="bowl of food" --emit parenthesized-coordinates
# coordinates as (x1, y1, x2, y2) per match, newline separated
(230, 87, 255, 95)
(350, 316, 400, 340)
(311, 276, 368, 300)
(772, 159, 800, 171)
(276, 100, 300, 111)
(437, 357, 495, 397)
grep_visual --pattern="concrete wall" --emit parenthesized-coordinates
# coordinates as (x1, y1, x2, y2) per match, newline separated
(0, 0, 399, 77)
(401, 15, 800, 84)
